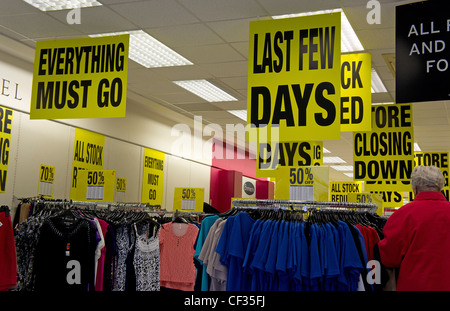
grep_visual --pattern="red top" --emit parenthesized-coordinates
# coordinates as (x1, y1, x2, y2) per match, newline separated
(378, 191, 450, 291)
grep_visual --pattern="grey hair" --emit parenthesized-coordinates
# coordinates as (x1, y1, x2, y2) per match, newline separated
(410, 165, 445, 193)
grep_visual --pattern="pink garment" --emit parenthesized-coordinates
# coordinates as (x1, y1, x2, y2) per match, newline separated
(159, 222, 199, 291)
(95, 218, 109, 291)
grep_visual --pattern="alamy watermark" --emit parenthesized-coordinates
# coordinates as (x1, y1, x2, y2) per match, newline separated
(367, 0, 381, 25)
(170, 115, 280, 163)
(66, 7, 81, 25)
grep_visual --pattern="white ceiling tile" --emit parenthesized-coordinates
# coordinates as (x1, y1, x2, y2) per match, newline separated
(176, 43, 246, 64)
(181, 0, 268, 22)
(207, 19, 252, 42)
(146, 23, 225, 47)
(198, 61, 248, 78)
(256, 0, 340, 16)
(110, 0, 199, 28)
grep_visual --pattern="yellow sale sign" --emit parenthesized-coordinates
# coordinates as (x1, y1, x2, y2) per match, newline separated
(340, 53, 372, 132)
(71, 128, 105, 200)
(0, 106, 12, 193)
(274, 166, 329, 201)
(30, 34, 129, 119)
(141, 148, 165, 207)
(173, 188, 205, 212)
(247, 13, 341, 142)
(74, 169, 116, 202)
(257, 141, 323, 177)
(353, 103, 414, 183)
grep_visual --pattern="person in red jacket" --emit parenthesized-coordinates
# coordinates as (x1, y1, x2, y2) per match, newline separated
(377, 165, 450, 291)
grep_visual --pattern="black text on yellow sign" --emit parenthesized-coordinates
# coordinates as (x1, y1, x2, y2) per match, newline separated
(71, 128, 105, 200)
(247, 13, 341, 142)
(116, 177, 127, 192)
(30, 34, 129, 119)
(340, 53, 372, 132)
(369, 191, 403, 208)
(0, 107, 12, 192)
(353, 103, 414, 182)
(173, 188, 205, 212)
(329, 181, 363, 202)
(366, 151, 450, 192)
(38, 164, 55, 198)
(410, 152, 449, 200)
(75, 169, 116, 202)
(257, 141, 323, 177)
(141, 148, 165, 206)
(40, 164, 55, 183)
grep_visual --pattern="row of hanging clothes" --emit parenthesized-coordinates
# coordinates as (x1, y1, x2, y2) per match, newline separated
(194, 199, 387, 292)
(12, 197, 186, 292)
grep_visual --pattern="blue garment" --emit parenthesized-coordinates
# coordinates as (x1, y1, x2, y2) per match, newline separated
(300, 223, 311, 291)
(336, 221, 364, 291)
(309, 224, 322, 291)
(194, 215, 220, 291)
(293, 222, 303, 290)
(275, 220, 291, 290)
(286, 221, 298, 290)
(250, 220, 274, 291)
(242, 219, 263, 290)
(225, 212, 256, 291)
(323, 223, 340, 290)
(264, 220, 280, 290)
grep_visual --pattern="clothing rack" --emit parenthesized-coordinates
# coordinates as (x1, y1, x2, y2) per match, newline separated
(231, 198, 378, 213)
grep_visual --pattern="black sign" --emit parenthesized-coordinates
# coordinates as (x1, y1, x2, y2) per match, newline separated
(243, 181, 255, 196)
(396, 1, 450, 103)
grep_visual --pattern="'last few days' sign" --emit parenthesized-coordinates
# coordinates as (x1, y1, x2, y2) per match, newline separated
(247, 13, 341, 142)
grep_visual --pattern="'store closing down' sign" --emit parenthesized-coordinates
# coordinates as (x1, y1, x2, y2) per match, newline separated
(247, 13, 341, 142)
(30, 34, 129, 119)
(353, 103, 414, 183)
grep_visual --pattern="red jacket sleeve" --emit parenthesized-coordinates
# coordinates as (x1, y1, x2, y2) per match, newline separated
(377, 208, 410, 268)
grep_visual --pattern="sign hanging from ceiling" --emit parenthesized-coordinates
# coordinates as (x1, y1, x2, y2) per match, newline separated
(257, 141, 323, 177)
(353, 103, 414, 183)
(340, 53, 372, 132)
(396, 1, 450, 103)
(30, 34, 129, 119)
(247, 13, 341, 142)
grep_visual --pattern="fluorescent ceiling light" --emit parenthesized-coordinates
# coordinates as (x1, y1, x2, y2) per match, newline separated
(174, 80, 237, 102)
(323, 147, 331, 153)
(414, 143, 421, 152)
(331, 165, 353, 171)
(344, 172, 354, 178)
(23, 0, 102, 11)
(323, 156, 346, 164)
(272, 8, 364, 53)
(90, 30, 193, 68)
(228, 110, 247, 121)
(371, 68, 388, 93)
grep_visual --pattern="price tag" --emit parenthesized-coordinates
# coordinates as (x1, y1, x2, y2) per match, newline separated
(86, 170, 105, 200)
(116, 177, 127, 202)
(173, 188, 204, 212)
(274, 166, 329, 201)
(74, 169, 116, 202)
(38, 164, 55, 198)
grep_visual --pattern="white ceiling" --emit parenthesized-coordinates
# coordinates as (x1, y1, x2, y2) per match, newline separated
(0, 0, 446, 181)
